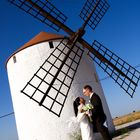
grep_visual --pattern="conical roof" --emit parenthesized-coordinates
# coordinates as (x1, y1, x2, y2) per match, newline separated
(6, 31, 64, 65)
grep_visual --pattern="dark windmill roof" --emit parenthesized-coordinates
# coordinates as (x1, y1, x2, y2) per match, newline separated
(6, 31, 64, 66)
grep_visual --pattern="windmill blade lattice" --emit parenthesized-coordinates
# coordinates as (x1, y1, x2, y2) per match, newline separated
(8, 0, 140, 98)
(88, 40, 140, 97)
(80, 0, 110, 31)
(21, 39, 84, 116)
(8, 0, 67, 32)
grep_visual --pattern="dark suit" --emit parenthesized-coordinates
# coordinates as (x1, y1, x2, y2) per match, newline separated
(90, 93, 112, 140)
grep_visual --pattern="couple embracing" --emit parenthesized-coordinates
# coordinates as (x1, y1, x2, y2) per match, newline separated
(73, 85, 112, 140)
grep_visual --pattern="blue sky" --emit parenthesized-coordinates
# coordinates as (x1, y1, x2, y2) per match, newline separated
(0, 0, 140, 140)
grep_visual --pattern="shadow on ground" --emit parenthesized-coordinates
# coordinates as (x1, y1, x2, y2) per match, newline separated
(112, 121, 140, 138)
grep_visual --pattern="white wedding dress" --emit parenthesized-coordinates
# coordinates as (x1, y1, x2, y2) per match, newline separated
(77, 104, 95, 140)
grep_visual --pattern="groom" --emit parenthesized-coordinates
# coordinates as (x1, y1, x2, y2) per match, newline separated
(83, 85, 112, 140)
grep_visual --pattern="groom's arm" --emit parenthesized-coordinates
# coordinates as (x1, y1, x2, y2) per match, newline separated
(91, 95, 101, 115)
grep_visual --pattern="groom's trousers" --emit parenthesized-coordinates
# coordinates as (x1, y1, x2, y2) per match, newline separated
(94, 116, 112, 140)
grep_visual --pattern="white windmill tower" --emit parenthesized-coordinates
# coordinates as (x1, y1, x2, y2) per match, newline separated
(7, 0, 140, 140)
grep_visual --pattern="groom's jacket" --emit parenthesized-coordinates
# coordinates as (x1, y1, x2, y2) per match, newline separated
(90, 93, 106, 121)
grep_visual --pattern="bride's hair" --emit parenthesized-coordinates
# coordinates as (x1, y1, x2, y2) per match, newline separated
(73, 97, 80, 116)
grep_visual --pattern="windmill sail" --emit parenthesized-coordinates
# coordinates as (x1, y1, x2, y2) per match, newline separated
(87, 40, 140, 97)
(8, 0, 67, 32)
(9, 0, 140, 99)
(80, 0, 110, 31)
(21, 39, 84, 116)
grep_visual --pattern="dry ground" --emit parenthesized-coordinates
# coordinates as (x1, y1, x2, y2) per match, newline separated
(113, 111, 140, 126)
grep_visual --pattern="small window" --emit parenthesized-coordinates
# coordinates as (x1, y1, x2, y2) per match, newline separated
(49, 41, 54, 49)
(13, 55, 17, 63)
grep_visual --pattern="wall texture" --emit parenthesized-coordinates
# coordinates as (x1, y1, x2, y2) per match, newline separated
(7, 39, 114, 140)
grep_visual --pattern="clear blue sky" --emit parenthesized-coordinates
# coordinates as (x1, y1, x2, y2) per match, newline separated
(1, 0, 140, 140)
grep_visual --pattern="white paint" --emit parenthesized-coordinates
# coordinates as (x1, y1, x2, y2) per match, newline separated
(7, 38, 114, 140)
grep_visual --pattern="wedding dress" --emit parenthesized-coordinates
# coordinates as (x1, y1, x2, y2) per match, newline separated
(77, 104, 95, 140)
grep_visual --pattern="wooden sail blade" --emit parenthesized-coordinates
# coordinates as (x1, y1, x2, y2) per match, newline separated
(80, 0, 110, 31)
(87, 40, 140, 97)
(8, 0, 68, 32)
(21, 39, 84, 116)
(9, 0, 140, 98)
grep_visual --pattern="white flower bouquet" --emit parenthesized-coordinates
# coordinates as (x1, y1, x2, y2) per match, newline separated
(82, 104, 94, 122)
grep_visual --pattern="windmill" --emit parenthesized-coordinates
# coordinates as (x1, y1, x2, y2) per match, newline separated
(7, 0, 140, 140)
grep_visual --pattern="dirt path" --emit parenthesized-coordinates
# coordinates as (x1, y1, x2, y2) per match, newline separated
(113, 119, 140, 140)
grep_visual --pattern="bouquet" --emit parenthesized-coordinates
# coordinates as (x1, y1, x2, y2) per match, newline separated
(82, 104, 94, 122)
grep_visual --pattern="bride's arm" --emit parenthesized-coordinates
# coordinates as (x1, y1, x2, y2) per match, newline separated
(85, 110, 92, 117)
(77, 104, 86, 122)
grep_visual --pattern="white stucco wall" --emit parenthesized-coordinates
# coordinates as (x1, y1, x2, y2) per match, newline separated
(7, 39, 114, 140)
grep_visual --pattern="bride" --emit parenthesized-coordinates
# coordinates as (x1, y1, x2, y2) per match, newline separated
(73, 97, 95, 140)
